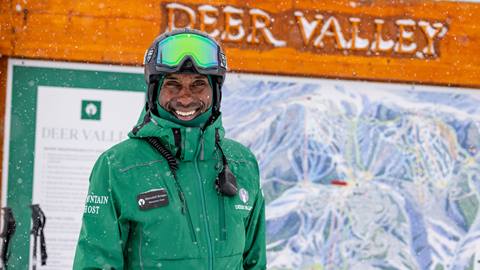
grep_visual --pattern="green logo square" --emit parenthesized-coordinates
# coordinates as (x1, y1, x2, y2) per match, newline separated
(81, 100, 102, 120)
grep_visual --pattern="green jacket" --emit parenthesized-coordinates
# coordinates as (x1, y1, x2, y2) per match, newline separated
(73, 111, 266, 269)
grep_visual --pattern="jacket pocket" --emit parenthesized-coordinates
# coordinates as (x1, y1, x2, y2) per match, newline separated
(138, 207, 200, 262)
(177, 189, 197, 243)
(183, 198, 197, 243)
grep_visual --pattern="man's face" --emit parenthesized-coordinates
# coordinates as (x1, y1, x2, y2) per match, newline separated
(159, 73, 213, 121)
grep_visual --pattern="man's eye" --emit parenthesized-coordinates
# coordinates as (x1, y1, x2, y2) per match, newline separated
(165, 82, 181, 88)
(193, 81, 207, 87)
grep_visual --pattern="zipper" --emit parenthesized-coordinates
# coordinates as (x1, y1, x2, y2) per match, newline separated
(139, 224, 144, 270)
(194, 131, 214, 270)
(200, 136, 205, 160)
(218, 195, 226, 241)
(178, 189, 197, 242)
(157, 128, 195, 242)
(172, 179, 197, 243)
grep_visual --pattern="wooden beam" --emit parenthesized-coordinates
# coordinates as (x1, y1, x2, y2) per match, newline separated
(0, 56, 7, 201)
(0, 1, 14, 56)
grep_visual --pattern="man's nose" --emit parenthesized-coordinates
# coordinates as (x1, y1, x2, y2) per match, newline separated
(176, 88, 194, 106)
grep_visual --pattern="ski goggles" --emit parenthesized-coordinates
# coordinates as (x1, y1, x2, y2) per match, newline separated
(155, 33, 227, 72)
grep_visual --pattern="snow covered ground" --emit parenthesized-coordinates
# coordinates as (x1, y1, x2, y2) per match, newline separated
(222, 74, 480, 270)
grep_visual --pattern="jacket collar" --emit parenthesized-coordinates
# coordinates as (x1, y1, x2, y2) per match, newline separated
(129, 107, 225, 161)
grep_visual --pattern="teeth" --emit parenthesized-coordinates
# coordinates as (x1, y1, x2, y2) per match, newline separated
(176, 110, 196, 117)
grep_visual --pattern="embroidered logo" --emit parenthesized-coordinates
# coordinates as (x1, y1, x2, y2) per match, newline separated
(239, 188, 249, 204)
(84, 194, 109, 215)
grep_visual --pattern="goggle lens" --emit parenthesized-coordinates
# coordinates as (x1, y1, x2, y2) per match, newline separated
(157, 33, 219, 68)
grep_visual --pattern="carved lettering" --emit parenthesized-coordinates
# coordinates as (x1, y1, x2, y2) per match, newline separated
(314, 16, 348, 49)
(166, 3, 196, 31)
(418, 21, 447, 56)
(221, 6, 245, 42)
(371, 19, 395, 53)
(162, 3, 449, 59)
(349, 17, 369, 50)
(294, 11, 322, 46)
(395, 19, 417, 53)
(247, 9, 286, 47)
(198, 5, 219, 37)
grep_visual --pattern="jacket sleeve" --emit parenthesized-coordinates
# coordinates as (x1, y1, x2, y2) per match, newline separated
(73, 153, 129, 270)
(243, 168, 267, 269)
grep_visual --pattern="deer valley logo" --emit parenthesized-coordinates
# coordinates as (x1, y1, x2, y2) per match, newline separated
(235, 188, 253, 211)
(81, 100, 102, 120)
(239, 188, 249, 204)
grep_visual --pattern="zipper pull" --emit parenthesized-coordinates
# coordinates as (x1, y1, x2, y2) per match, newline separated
(178, 191, 186, 215)
(200, 136, 205, 160)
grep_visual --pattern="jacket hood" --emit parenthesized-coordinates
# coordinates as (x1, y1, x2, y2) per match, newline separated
(128, 106, 225, 161)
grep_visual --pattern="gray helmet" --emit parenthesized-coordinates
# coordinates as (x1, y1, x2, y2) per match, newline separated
(143, 28, 227, 118)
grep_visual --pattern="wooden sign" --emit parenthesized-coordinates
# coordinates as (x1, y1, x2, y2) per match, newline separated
(165, 3, 448, 60)
(0, 0, 479, 87)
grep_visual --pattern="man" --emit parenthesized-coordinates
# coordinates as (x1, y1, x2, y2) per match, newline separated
(73, 28, 266, 269)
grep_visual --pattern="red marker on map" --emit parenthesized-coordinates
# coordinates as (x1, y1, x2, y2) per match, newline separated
(331, 180, 348, 186)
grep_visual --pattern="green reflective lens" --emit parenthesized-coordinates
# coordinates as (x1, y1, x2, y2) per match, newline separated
(157, 33, 219, 68)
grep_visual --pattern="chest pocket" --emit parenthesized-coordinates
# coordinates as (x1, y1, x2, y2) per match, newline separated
(214, 195, 247, 257)
(215, 181, 255, 258)
(119, 163, 200, 262)
(210, 139, 260, 257)
(137, 199, 199, 261)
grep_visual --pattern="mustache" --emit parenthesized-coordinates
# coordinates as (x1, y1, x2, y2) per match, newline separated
(165, 100, 206, 111)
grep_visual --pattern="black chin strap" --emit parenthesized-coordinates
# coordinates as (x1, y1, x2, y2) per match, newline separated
(203, 79, 222, 130)
(132, 81, 160, 135)
(214, 129, 238, 196)
(131, 110, 151, 135)
(147, 81, 160, 116)
(212, 76, 222, 116)
(132, 80, 161, 135)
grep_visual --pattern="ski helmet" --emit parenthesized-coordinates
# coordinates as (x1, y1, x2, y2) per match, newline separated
(143, 28, 227, 118)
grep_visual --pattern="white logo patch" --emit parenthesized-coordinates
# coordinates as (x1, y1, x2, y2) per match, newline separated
(239, 188, 249, 204)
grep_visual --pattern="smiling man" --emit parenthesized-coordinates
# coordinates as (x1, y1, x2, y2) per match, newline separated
(73, 29, 266, 270)
(159, 73, 213, 123)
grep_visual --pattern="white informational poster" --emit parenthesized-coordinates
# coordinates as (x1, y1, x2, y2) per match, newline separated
(30, 86, 144, 269)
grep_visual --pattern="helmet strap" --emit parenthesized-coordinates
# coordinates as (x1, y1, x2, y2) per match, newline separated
(202, 79, 222, 130)
(131, 79, 161, 135)
(147, 80, 161, 116)
(213, 76, 222, 115)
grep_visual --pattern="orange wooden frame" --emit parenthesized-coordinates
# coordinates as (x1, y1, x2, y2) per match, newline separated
(0, 0, 479, 88)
